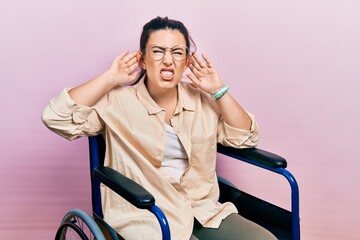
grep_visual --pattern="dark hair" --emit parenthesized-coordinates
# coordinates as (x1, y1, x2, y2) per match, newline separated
(139, 16, 196, 54)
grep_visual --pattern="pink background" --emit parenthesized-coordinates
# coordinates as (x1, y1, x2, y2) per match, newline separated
(1, 0, 359, 239)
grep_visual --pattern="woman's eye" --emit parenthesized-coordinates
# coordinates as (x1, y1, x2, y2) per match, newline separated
(172, 51, 183, 55)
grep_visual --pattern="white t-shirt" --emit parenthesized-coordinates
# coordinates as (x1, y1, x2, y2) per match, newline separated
(162, 124, 189, 182)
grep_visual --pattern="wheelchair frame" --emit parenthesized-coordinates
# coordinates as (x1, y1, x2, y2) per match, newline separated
(54, 135, 300, 240)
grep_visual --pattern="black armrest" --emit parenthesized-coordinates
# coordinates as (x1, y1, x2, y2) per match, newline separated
(93, 166, 155, 209)
(217, 144, 287, 169)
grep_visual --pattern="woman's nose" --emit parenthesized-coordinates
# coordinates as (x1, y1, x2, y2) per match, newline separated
(162, 51, 173, 64)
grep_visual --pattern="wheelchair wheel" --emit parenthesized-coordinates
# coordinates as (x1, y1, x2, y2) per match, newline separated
(55, 208, 106, 240)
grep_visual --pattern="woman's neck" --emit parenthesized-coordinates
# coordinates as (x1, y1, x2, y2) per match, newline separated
(145, 79, 178, 124)
(145, 80, 178, 107)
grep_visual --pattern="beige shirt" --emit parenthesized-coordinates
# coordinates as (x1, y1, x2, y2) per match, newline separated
(42, 78, 259, 240)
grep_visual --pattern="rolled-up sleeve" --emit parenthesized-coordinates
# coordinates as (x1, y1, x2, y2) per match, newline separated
(217, 112, 259, 148)
(41, 88, 104, 140)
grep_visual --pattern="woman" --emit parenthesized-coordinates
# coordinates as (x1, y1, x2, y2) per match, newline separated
(42, 16, 276, 240)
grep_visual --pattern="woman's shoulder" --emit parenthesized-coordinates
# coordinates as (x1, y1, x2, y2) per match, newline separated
(107, 84, 137, 99)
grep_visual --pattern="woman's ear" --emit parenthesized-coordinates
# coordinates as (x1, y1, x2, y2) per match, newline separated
(185, 55, 192, 70)
(136, 51, 146, 70)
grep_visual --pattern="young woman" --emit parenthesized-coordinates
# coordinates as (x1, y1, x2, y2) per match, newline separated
(42, 16, 276, 240)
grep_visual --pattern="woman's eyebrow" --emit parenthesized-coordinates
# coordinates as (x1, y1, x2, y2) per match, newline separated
(151, 45, 184, 50)
(171, 46, 184, 51)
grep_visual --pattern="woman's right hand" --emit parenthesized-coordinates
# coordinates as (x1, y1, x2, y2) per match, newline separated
(106, 50, 140, 86)
(69, 51, 141, 106)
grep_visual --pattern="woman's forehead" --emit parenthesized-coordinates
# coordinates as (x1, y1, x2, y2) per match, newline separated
(147, 29, 186, 48)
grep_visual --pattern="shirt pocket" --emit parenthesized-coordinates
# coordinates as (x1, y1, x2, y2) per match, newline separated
(190, 134, 217, 172)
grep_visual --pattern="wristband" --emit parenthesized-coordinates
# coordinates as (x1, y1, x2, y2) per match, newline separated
(211, 85, 229, 100)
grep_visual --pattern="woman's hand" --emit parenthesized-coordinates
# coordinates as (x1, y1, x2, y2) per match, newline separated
(186, 53, 224, 94)
(68, 50, 140, 106)
(106, 50, 140, 86)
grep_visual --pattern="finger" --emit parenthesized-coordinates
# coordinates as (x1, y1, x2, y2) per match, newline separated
(188, 62, 202, 77)
(117, 50, 130, 61)
(122, 51, 138, 63)
(186, 73, 201, 86)
(192, 53, 207, 69)
(125, 55, 138, 67)
(190, 53, 200, 66)
(127, 61, 139, 73)
(190, 56, 204, 72)
(202, 54, 213, 68)
(120, 53, 138, 71)
(111, 51, 129, 69)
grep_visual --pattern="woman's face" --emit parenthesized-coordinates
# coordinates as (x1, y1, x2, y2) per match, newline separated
(141, 29, 189, 92)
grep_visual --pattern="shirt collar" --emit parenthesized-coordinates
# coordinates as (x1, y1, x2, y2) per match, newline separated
(135, 76, 196, 115)
(177, 80, 196, 112)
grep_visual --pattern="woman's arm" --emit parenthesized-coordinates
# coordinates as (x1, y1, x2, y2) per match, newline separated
(213, 92, 252, 130)
(69, 51, 140, 106)
(42, 51, 140, 140)
(187, 53, 252, 130)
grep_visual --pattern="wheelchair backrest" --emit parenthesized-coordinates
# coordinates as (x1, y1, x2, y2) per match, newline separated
(88, 135, 106, 218)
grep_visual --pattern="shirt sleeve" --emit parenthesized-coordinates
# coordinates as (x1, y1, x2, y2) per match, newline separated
(41, 88, 104, 140)
(217, 111, 259, 148)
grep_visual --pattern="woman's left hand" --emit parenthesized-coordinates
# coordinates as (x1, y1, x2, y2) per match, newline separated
(186, 53, 224, 94)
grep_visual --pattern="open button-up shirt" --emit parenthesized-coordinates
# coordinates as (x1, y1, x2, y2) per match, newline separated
(42, 78, 259, 240)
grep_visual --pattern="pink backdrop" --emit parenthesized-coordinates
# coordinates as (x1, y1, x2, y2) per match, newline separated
(1, 0, 359, 239)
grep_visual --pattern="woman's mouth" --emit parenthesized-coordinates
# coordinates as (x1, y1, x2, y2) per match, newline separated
(160, 70, 174, 80)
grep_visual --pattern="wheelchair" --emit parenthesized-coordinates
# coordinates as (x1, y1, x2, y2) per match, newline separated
(55, 135, 300, 240)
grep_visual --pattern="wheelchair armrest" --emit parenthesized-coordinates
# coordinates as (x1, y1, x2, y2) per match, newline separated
(217, 144, 287, 169)
(93, 166, 155, 209)
(217, 144, 300, 240)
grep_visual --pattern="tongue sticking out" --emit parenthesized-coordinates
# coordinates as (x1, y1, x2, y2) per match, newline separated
(161, 71, 174, 80)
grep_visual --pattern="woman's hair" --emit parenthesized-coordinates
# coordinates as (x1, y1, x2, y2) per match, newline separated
(139, 16, 196, 54)
(134, 16, 196, 84)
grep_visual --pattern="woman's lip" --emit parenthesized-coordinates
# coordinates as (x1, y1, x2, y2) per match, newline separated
(160, 70, 174, 80)
(160, 68, 174, 72)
